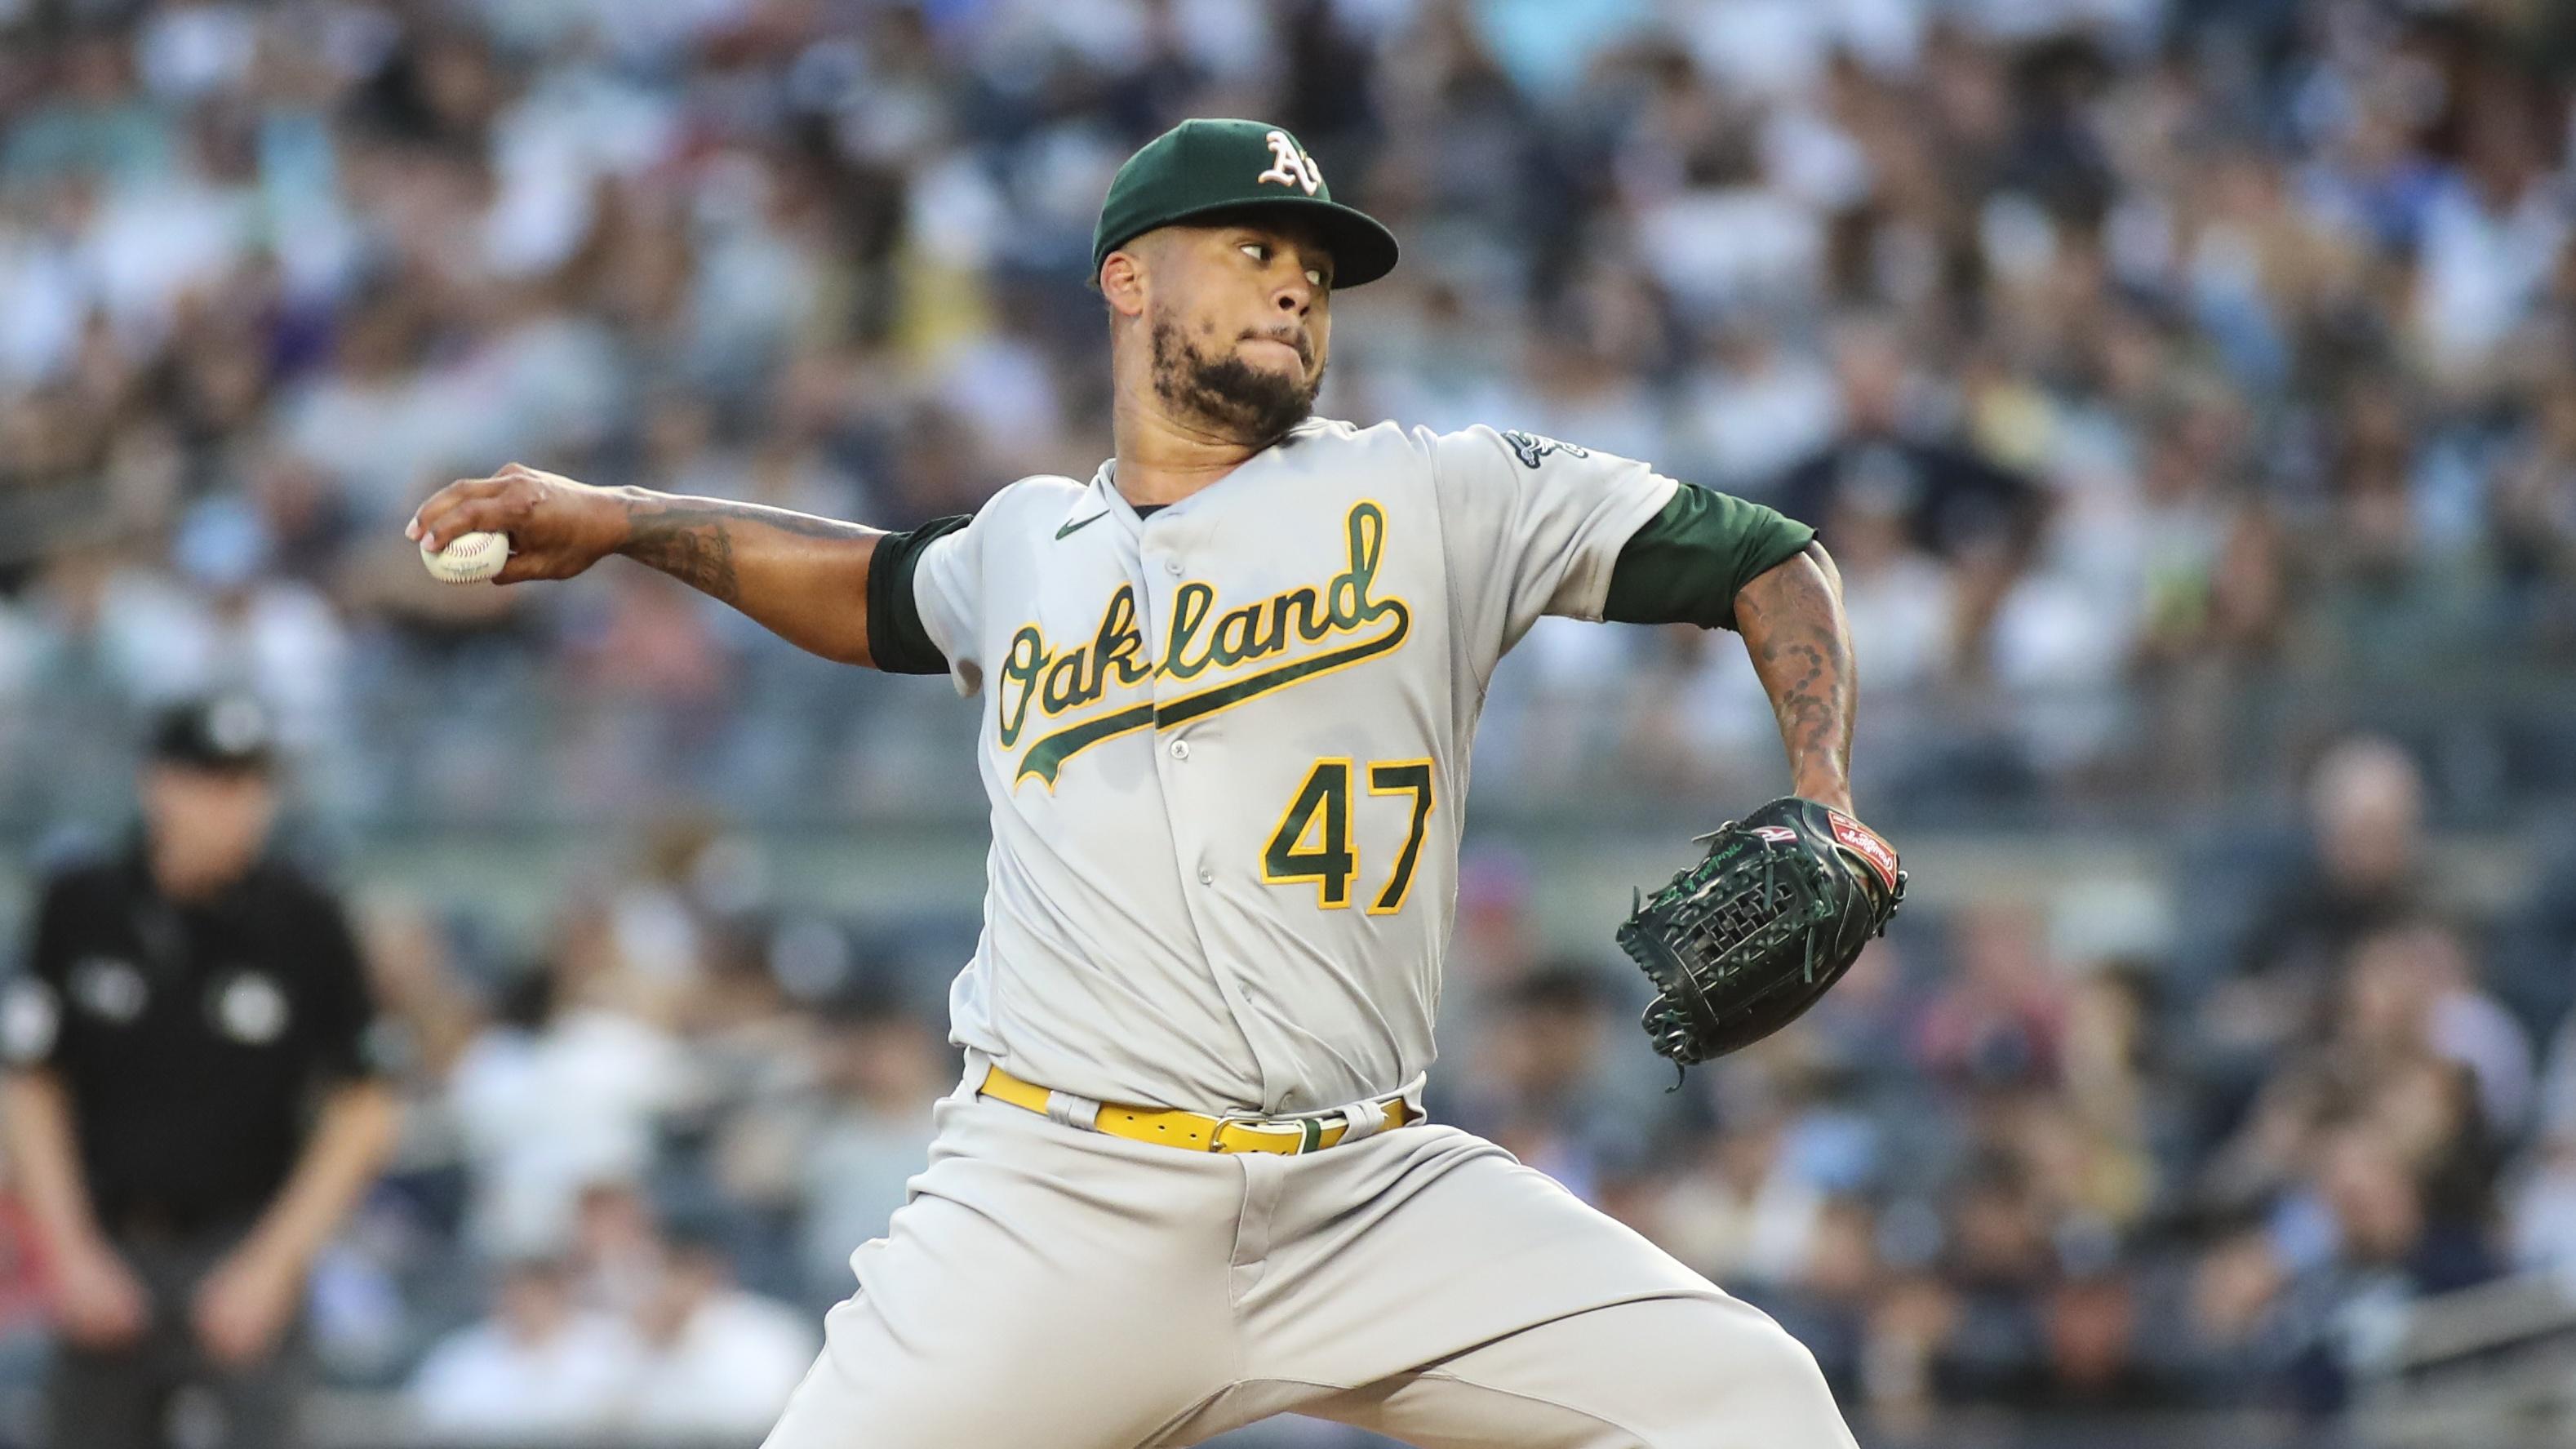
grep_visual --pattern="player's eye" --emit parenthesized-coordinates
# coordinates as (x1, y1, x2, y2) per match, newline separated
(1305, 267, 1326, 289)
(1241, 242, 1268, 264)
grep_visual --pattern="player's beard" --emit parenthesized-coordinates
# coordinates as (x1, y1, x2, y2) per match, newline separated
(1151, 318, 1318, 444)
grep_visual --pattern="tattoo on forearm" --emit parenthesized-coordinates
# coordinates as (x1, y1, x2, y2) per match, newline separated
(624, 514, 741, 602)
(618, 498, 868, 606)
(1738, 556, 1855, 796)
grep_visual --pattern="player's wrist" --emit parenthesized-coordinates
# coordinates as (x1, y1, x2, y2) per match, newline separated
(1793, 777, 1854, 817)
(598, 484, 662, 558)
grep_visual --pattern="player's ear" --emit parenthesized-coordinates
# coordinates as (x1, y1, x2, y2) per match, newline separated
(1100, 249, 1148, 318)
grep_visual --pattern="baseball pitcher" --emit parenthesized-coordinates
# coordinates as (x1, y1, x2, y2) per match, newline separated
(411, 118, 1901, 1449)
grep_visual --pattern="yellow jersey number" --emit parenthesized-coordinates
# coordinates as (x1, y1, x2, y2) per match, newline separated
(1261, 758, 1434, 914)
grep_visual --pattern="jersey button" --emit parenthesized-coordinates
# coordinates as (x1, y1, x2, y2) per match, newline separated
(1169, 740, 1189, 761)
(1197, 867, 1214, 885)
(1165, 560, 1183, 576)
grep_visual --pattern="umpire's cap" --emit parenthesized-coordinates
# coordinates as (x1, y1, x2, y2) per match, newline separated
(1092, 119, 1399, 288)
(148, 693, 278, 774)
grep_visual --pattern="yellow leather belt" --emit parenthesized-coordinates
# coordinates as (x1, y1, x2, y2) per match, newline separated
(977, 1065, 1416, 1155)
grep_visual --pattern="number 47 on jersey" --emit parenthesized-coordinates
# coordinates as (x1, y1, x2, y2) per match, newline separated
(1263, 758, 1434, 914)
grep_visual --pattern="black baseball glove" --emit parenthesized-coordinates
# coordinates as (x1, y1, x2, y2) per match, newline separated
(1615, 797, 1905, 1072)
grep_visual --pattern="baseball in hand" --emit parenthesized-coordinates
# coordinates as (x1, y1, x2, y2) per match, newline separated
(421, 531, 509, 584)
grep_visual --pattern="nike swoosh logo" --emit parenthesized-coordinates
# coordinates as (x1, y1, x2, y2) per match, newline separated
(1055, 513, 1108, 541)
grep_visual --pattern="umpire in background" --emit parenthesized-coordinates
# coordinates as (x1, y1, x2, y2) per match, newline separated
(0, 695, 398, 1448)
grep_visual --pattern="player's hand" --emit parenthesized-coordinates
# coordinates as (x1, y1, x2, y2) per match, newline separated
(54, 1233, 149, 1349)
(191, 1240, 304, 1367)
(407, 462, 632, 584)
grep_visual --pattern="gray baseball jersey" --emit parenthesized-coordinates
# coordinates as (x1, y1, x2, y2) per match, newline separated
(902, 416, 1677, 1116)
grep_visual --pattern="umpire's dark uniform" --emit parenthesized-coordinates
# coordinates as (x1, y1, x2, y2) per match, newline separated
(2, 700, 385, 1448)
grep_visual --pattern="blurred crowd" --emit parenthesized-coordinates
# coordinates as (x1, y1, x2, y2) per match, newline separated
(6, 0, 2576, 1443)
(2, 0, 2576, 825)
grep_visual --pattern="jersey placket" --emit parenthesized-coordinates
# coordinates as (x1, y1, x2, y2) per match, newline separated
(1134, 502, 1293, 1113)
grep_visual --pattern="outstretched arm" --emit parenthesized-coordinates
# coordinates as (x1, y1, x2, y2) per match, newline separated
(1733, 541, 1857, 816)
(410, 464, 888, 667)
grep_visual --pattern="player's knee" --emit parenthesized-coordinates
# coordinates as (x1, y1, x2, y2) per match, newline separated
(1621, 1293, 1828, 1385)
(1658, 1298, 1841, 1424)
(1694, 1309, 1848, 1445)
(1601, 1311, 1850, 1449)
(1745, 1316, 1834, 1397)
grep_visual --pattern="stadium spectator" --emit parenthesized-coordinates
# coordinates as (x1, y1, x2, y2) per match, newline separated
(2032, 1268, 2165, 1411)
(624, 1220, 817, 1442)
(788, 989, 944, 1305)
(2509, 1117, 2576, 1278)
(2510, 1011, 2576, 1278)
(1446, 964, 1634, 1206)
(443, 905, 700, 1260)
(1913, 904, 2069, 1091)
(1925, 1154, 2060, 1406)
(2208, 736, 2433, 1062)
(566, 1178, 664, 1321)
(2342, 922, 2534, 1140)
(2272, 1125, 2503, 1413)
(404, 1253, 642, 1446)
(1640, 1104, 1828, 1292)
(1774, 315, 2047, 674)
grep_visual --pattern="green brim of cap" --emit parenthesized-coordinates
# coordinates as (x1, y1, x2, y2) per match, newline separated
(1098, 195, 1401, 289)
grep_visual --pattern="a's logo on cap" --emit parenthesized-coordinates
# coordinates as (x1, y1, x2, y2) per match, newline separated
(1256, 130, 1321, 195)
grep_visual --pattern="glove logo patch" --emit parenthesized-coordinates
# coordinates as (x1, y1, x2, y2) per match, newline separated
(1828, 813, 1899, 892)
(1752, 825, 1799, 844)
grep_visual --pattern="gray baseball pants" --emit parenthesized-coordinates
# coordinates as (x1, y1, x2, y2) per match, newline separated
(762, 1062, 1855, 1449)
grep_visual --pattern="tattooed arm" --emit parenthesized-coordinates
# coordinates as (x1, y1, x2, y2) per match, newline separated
(408, 463, 889, 667)
(1733, 541, 1857, 816)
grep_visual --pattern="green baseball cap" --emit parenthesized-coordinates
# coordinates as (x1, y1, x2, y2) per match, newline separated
(1092, 118, 1400, 288)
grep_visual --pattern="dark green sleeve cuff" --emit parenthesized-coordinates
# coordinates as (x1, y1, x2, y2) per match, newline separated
(866, 515, 972, 674)
(1602, 484, 1816, 631)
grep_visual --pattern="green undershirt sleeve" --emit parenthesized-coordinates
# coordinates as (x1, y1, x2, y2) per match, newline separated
(866, 514, 972, 674)
(1601, 483, 1817, 632)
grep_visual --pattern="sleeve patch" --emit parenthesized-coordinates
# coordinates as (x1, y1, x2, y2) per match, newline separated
(1501, 430, 1590, 469)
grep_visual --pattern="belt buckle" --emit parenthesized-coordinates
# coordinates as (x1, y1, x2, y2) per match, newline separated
(1208, 1109, 1321, 1154)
